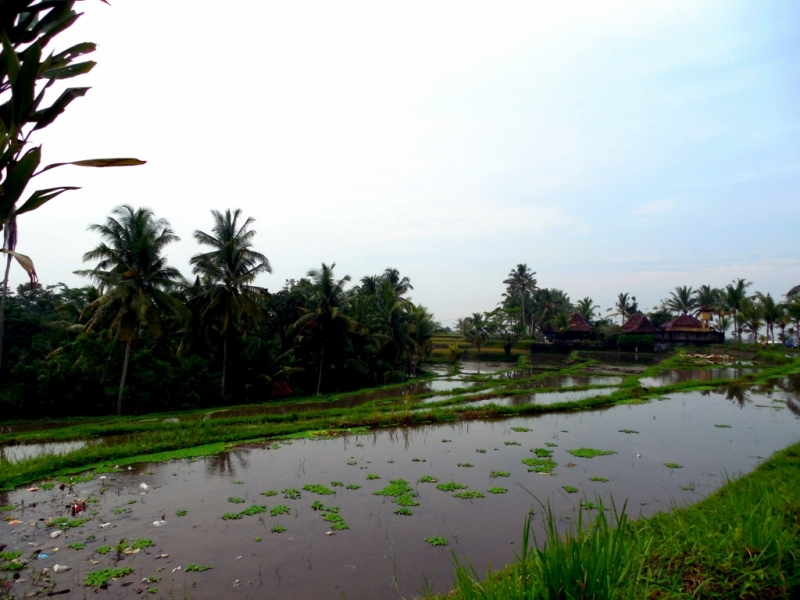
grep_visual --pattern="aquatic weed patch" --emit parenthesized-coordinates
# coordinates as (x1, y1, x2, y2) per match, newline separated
(260, 490, 277, 497)
(425, 536, 448, 547)
(532, 448, 553, 458)
(664, 463, 683, 469)
(563, 486, 578, 493)
(227, 497, 245, 504)
(281, 488, 302, 500)
(303, 484, 336, 495)
(365, 473, 381, 480)
(714, 424, 731, 428)
(454, 491, 485, 499)
(419, 475, 439, 483)
(545, 442, 557, 447)
(84, 567, 133, 586)
(437, 482, 468, 492)
(394, 507, 413, 516)
(487, 487, 507, 494)
(568, 448, 617, 459)
(185, 563, 212, 572)
(271, 525, 286, 533)
(270, 505, 291, 517)
(589, 476, 609, 482)
(490, 471, 510, 478)
(374, 479, 413, 498)
(522, 457, 557, 473)
(619, 429, 639, 434)
(175, 509, 187, 516)
(457, 462, 474, 467)
(241, 504, 267, 516)
(510, 427, 531, 432)
(133, 538, 155, 549)
(346, 484, 361, 490)
(221, 512, 243, 520)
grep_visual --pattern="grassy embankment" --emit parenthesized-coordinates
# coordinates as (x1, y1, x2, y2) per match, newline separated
(431, 438, 800, 599)
(0, 346, 797, 492)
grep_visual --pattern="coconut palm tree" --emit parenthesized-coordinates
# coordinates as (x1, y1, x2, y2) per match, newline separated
(723, 279, 751, 342)
(756, 292, 782, 343)
(694, 285, 720, 310)
(665, 286, 697, 316)
(382, 268, 414, 296)
(461, 312, 489, 358)
(76, 205, 184, 415)
(575, 297, 600, 325)
(503, 264, 537, 336)
(288, 263, 355, 395)
(739, 298, 763, 344)
(608, 293, 637, 326)
(188, 209, 272, 397)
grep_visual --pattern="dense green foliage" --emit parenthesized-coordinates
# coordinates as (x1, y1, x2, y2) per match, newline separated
(0, 209, 438, 417)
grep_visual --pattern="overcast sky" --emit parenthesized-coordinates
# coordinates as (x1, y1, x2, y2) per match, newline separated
(12, 0, 800, 325)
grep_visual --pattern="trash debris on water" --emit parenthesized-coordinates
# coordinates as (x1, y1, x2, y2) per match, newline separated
(90, 560, 100, 564)
(114, 465, 120, 469)
(235, 556, 242, 560)
(127, 466, 133, 471)
(49, 530, 62, 539)
(139, 483, 149, 493)
(98, 476, 107, 480)
(8, 520, 21, 525)
(152, 514, 166, 526)
(27, 487, 38, 492)
(99, 523, 111, 528)
(155, 554, 169, 559)
(325, 531, 335, 536)
(123, 548, 140, 555)
(37, 554, 49, 559)
(172, 566, 181, 573)
(52, 564, 71, 573)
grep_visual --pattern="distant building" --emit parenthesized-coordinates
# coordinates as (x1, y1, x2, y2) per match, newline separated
(561, 313, 592, 340)
(655, 314, 724, 351)
(621, 313, 658, 334)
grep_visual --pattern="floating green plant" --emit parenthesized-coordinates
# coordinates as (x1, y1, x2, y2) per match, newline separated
(563, 486, 578, 493)
(396, 493, 419, 506)
(346, 484, 361, 490)
(113, 508, 125, 515)
(680, 484, 696, 491)
(228, 497, 245, 504)
(185, 563, 212, 572)
(303, 484, 336, 495)
(532, 448, 553, 458)
(511, 427, 531, 432)
(95, 546, 113, 555)
(412, 458, 422, 462)
(255, 536, 262, 542)
(84, 567, 133, 586)
(270, 505, 291, 517)
(437, 482, 468, 492)
(233, 480, 244, 485)
(545, 442, 558, 447)
(128, 499, 137, 504)
(454, 491, 485, 499)
(619, 429, 639, 434)
(522, 458, 557, 473)
(222, 512, 243, 520)
(323, 513, 344, 523)
(568, 448, 617, 459)
(0, 551, 22, 561)
(330, 521, 349, 530)
(271, 525, 286, 533)
(260, 490, 278, 497)
(487, 487, 507, 494)
(589, 477, 609, 482)
(425, 536, 448, 547)
(176, 509, 187, 516)
(476, 449, 487, 453)
(490, 471, 510, 478)
(0, 506, 14, 512)
(311, 500, 324, 510)
(442, 439, 452, 443)
(365, 474, 381, 480)
(133, 539, 155, 549)
(457, 463, 474, 467)
(331, 481, 344, 487)
(418, 475, 439, 483)
(504, 441, 521, 446)
(68, 542, 86, 550)
(241, 505, 267, 516)
(664, 463, 683, 469)
(282, 488, 301, 500)
(394, 507, 413, 516)
(347, 461, 357, 466)
(40, 482, 55, 490)
(714, 424, 731, 428)
(374, 479, 413, 497)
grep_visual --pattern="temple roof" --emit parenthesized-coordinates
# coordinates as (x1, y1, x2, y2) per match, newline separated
(567, 312, 591, 333)
(621, 313, 658, 334)
(661, 314, 705, 331)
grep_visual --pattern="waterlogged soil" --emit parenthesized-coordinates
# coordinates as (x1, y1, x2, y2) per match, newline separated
(2, 388, 798, 600)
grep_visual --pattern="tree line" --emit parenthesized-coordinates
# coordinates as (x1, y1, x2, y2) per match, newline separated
(0, 206, 438, 418)
(455, 264, 800, 353)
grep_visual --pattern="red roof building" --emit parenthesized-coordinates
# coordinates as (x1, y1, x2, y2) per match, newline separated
(621, 313, 658, 334)
(567, 313, 591, 333)
(661, 314, 707, 332)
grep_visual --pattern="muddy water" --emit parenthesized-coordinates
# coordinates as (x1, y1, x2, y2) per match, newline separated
(640, 368, 755, 388)
(2, 388, 798, 600)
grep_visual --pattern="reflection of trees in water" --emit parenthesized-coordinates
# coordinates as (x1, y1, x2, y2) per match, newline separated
(206, 449, 252, 476)
(775, 375, 800, 398)
(724, 384, 749, 408)
(786, 396, 800, 418)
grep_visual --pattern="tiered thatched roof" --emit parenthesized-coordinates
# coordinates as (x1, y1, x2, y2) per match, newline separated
(661, 314, 705, 331)
(567, 312, 591, 333)
(621, 313, 658, 334)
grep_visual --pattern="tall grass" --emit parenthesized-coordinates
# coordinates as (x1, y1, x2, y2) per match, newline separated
(443, 500, 644, 600)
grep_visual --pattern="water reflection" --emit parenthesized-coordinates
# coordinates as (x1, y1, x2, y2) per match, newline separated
(641, 368, 754, 388)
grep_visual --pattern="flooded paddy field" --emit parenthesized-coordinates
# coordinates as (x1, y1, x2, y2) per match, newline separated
(2, 384, 798, 600)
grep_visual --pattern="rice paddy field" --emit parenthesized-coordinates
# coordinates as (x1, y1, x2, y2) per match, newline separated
(1, 348, 799, 599)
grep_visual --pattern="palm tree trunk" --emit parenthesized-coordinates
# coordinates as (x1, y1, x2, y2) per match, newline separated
(0, 253, 12, 374)
(316, 343, 324, 395)
(221, 329, 228, 398)
(117, 339, 132, 416)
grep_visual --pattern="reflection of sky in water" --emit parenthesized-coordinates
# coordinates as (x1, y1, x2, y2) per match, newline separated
(466, 387, 618, 408)
(640, 368, 755, 388)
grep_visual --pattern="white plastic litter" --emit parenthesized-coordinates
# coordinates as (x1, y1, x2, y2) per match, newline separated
(99, 523, 111, 528)
(49, 530, 62, 539)
(53, 564, 71, 573)
(139, 483, 149, 493)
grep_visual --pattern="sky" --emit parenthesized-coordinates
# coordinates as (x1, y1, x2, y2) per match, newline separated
(11, 0, 800, 326)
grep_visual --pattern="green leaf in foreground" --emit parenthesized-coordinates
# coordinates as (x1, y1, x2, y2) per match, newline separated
(85, 567, 133, 586)
(567, 448, 617, 459)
